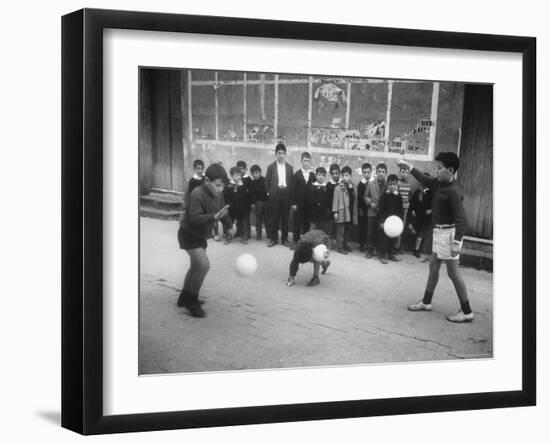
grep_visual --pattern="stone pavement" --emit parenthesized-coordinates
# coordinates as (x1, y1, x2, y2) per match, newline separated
(139, 218, 493, 374)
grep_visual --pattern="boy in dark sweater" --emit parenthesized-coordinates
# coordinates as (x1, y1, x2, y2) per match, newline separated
(250, 164, 269, 240)
(237, 160, 253, 239)
(223, 166, 251, 244)
(397, 153, 473, 323)
(356, 163, 372, 252)
(309, 167, 332, 234)
(286, 229, 332, 287)
(177, 163, 232, 318)
(377, 174, 403, 263)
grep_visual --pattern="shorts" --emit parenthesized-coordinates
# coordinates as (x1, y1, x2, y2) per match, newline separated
(432, 226, 460, 260)
(177, 227, 207, 250)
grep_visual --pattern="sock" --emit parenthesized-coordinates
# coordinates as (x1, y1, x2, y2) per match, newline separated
(460, 301, 472, 315)
(422, 290, 433, 305)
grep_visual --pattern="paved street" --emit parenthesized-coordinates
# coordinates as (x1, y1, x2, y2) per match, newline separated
(139, 217, 493, 374)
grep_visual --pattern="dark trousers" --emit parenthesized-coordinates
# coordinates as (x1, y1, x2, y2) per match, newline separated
(269, 188, 290, 243)
(292, 204, 311, 242)
(253, 201, 269, 238)
(224, 216, 249, 240)
(358, 213, 367, 248)
(378, 230, 396, 257)
(366, 216, 379, 253)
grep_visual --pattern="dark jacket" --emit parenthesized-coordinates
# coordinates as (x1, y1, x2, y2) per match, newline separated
(265, 161, 294, 199)
(357, 179, 369, 214)
(242, 175, 254, 206)
(250, 176, 268, 202)
(223, 181, 251, 219)
(378, 190, 404, 222)
(409, 187, 432, 231)
(291, 169, 315, 206)
(308, 183, 331, 223)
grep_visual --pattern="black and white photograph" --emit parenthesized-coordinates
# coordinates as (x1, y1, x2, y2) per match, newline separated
(138, 68, 494, 374)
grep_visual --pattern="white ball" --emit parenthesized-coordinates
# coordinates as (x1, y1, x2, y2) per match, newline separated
(234, 253, 258, 277)
(384, 215, 404, 238)
(312, 244, 329, 262)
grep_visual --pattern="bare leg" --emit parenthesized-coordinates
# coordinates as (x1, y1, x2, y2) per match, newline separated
(312, 261, 320, 277)
(445, 259, 469, 305)
(183, 248, 210, 295)
(422, 253, 442, 304)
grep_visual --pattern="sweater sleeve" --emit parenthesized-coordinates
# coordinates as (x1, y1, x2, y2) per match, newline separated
(410, 167, 436, 188)
(449, 188, 467, 242)
(188, 193, 215, 226)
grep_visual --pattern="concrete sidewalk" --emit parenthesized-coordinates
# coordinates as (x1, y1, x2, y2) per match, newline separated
(139, 218, 493, 374)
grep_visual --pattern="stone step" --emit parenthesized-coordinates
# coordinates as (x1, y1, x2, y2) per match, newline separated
(140, 194, 184, 210)
(140, 206, 182, 220)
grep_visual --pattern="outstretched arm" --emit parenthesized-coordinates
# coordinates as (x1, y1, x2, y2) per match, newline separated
(395, 159, 434, 188)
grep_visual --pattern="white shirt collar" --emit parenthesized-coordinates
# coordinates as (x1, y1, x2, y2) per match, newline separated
(192, 173, 203, 180)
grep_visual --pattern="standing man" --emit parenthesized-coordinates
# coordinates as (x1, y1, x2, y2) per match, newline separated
(290, 152, 316, 249)
(265, 143, 294, 247)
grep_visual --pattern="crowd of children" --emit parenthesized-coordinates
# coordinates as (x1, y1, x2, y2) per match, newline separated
(185, 146, 433, 265)
(179, 145, 472, 323)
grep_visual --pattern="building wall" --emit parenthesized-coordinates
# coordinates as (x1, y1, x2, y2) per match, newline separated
(140, 68, 493, 239)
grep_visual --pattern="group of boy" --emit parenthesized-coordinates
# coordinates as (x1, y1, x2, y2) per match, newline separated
(178, 146, 474, 324)
(187, 144, 432, 264)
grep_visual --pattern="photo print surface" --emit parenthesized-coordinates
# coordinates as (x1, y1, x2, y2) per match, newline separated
(139, 67, 493, 375)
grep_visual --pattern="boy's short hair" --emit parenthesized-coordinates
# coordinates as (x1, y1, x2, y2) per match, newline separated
(315, 167, 326, 175)
(275, 143, 287, 153)
(193, 159, 204, 168)
(341, 166, 352, 175)
(376, 162, 387, 172)
(301, 152, 312, 160)
(329, 163, 340, 173)
(250, 164, 261, 173)
(387, 174, 398, 184)
(361, 162, 372, 171)
(435, 152, 460, 172)
(229, 166, 242, 177)
(205, 163, 228, 182)
(236, 160, 247, 169)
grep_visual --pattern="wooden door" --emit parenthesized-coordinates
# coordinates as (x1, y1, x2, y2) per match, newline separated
(457, 84, 493, 239)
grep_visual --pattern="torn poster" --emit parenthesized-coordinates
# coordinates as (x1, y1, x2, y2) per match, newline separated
(313, 82, 346, 109)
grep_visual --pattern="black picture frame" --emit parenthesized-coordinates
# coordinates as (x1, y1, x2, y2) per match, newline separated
(61, 8, 536, 435)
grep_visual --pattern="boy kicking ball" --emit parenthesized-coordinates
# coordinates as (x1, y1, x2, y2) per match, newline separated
(287, 229, 332, 287)
(396, 153, 474, 323)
